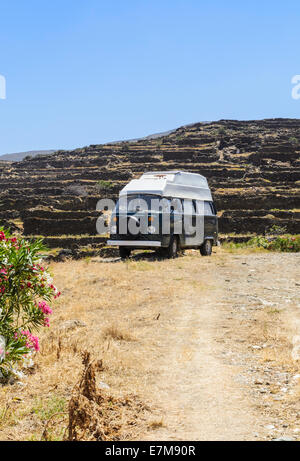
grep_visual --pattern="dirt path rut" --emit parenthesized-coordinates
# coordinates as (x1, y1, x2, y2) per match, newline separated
(142, 252, 300, 440)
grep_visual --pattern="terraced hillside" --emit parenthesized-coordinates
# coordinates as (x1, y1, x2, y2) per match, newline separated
(0, 118, 299, 254)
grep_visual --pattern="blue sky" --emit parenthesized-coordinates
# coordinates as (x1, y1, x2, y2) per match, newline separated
(0, 0, 300, 154)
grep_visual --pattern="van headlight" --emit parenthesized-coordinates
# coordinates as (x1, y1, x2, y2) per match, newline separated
(110, 225, 117, 234)
(148, 225, 156, 234)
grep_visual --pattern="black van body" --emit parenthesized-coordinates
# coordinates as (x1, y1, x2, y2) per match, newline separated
(107, 171, 218, 258)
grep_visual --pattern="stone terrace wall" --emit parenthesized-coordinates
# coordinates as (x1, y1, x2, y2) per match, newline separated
(0, 119, 299, 248)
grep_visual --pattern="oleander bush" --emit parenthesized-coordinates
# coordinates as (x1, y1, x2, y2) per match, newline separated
(224, 234, 300, 252)
(0, 228, 60, 381)
(267, 235, 300, 252)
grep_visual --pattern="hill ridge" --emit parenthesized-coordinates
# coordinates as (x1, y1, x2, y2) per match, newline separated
(0, 118, 299, 253)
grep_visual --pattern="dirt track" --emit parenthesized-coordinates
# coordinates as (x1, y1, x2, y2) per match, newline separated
(0, 250, 299, 441)
(138, 251, 300, 440)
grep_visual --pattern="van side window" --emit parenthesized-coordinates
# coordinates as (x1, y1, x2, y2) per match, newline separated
(195, 200, 204, 214)
(204, 201, 213, 216)
(170, 198, 182, 213)
(210, 202, 216, 215)
(192, 200, 197, 213)
(192, 200, 197, 214)
(184, 199, 195, 214)
(157, 198, 170, 213)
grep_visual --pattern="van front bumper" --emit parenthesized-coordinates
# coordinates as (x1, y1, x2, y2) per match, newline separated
(107, 240, 161, 247)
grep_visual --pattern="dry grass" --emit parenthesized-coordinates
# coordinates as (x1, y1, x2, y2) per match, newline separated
(0, 248, 299, 440)
(0, 251, 208, 440)
(66, 352, 149, 441)
(248, 310, 297, 370)
(228, 288, 300, 434)
(148, 418, 165, 430)
(102, 325, 136, 342)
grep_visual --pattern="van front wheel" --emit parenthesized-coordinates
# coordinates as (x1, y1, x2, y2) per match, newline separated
(200, 239, 212, 256)
(119, 247, 131, 259)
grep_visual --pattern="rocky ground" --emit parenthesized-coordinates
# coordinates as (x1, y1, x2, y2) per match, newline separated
(0, 119, 299, 255)
(0, 249, 299, 441)
(137, 250, 300, 441)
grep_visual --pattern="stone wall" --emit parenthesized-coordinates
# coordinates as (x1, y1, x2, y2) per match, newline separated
(0, 118, 299, 248)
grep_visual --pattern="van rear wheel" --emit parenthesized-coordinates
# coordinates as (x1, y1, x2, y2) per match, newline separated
(166, 236, 179, 259)
(119, 247, 131, 259)
(200, 239, 212, 256)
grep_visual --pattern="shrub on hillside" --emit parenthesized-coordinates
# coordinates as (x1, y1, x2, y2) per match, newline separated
(247, 235, 300, 252)
(266, 224, 287, 236)
(223, 235, 300, 252)
(268, 235, 300, 252)
(96, 180, 114, 191)
(0, 228, 60, 381)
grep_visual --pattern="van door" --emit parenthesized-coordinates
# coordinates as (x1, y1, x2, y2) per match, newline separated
(195, 200, 204, 246)
(183, 199, 204, 246)
(170, 197, 183, 240)
(204, 201, 217, 241)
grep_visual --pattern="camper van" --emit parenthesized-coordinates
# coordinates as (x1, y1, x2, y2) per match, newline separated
(107, 171, 218, 259)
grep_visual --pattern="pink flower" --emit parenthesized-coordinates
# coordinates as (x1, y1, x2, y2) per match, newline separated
(20, 330, 40, 352)
(0, 231, 7, 241)
(37, 301, 52, 315)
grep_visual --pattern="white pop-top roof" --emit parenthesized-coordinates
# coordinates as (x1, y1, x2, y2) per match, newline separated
(120, 171, 212, 201)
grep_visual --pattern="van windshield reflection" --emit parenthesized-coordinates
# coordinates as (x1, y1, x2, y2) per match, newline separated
(117, 194, 167, 213)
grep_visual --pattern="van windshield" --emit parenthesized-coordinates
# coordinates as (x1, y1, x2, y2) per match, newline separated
(116, 194, 166, 213)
